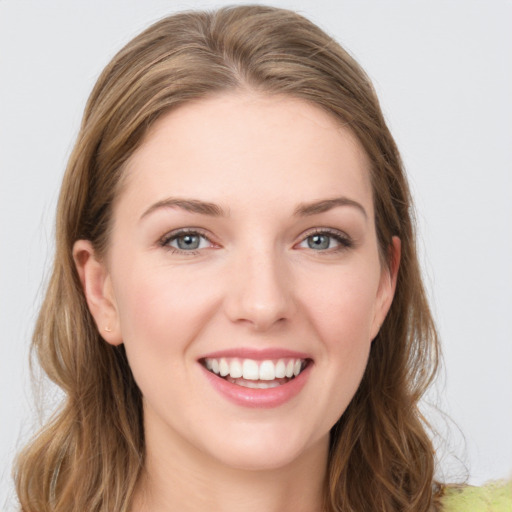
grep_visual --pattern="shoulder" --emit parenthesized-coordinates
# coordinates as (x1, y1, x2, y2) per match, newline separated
(440, 480, 512, 511)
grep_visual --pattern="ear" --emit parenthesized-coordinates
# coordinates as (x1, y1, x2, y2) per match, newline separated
(73, 240, 123, 346)
(370, 236, 401, 341)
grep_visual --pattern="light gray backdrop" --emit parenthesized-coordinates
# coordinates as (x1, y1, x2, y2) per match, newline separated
(1, 1, 511, 510)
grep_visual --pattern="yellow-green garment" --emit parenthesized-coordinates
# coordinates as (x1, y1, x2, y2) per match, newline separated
(442, 480, 512, 511)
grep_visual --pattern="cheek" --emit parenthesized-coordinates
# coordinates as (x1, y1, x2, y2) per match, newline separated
(110, 264, 226, 416)
(297, 262, 380, 419)
(301, 265, 380, 348)
(112, 263, 221, 364)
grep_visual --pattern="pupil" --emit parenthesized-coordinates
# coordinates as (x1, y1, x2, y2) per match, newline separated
(178, 234, 200, 250)
(308, 234, 329, 250)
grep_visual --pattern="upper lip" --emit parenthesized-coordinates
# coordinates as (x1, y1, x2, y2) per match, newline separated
(198, 348, 312, 361)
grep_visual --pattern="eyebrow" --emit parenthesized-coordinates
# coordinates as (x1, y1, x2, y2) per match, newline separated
(140, 197, 227, 220)
(294, 197, 368, 219)
(140, 195, 367, 221)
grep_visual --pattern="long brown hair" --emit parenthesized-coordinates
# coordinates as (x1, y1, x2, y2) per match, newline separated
(14, 5, 441, 511)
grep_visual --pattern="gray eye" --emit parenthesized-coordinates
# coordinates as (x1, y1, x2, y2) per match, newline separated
(176, 234, 201, 250)
(163, 230, 212, 253)
(307, 234, 331, 250)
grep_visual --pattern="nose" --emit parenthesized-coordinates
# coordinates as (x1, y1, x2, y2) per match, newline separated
(223, 246, 295, 332)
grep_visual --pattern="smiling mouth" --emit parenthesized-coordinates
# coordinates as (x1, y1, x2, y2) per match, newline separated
(200, 357, 310, 389)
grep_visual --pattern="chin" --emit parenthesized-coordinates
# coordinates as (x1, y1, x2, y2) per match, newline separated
(201, 424, 327, 473)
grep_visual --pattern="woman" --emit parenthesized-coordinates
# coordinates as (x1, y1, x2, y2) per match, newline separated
(12, 5, 511, 512)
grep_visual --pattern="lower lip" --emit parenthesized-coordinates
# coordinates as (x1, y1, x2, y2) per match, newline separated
(200, 363, 312, 409)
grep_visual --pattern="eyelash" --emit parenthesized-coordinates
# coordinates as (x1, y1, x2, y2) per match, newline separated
(159, 228, 214, 255)
(158, 227, 353, 255)
(297, 228, 353, 253)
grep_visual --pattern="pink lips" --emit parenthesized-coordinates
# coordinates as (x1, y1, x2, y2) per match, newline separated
(198, 348, 312, 409)
(200, 348, 311, 360)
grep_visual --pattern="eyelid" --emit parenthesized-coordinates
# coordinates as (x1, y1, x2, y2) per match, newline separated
(158, 227, 218, 253)
(157, 226, 353, 254)
(295, 227, 353, 251)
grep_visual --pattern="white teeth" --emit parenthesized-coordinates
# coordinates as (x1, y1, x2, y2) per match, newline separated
(275, 360, 286, 378)
(236, 380, 281, 389)
(203, 357, 307, 381)
(219, 358, 229, 377)
(242, 359, 259, 380)
(259, 360, 275, 380)
(229, 359, 243, 378)
(285, 360, 294, 378)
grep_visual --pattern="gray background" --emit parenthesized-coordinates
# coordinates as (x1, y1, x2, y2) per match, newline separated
(1, 0, 511, 509)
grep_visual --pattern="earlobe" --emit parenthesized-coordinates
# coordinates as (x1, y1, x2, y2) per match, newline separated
(73, 240, 123, 346)
(371, 236, 401, 340)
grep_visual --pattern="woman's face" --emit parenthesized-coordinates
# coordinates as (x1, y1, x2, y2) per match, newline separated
(77, 93, 398, 472)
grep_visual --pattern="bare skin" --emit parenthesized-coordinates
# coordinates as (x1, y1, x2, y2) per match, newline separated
(132, 429, 327, 512)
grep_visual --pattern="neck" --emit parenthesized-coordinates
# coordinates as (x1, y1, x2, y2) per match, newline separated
(131, 415, 328, 512)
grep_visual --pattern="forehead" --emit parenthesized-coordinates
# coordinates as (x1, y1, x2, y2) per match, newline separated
(119, 93, 373, 218)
